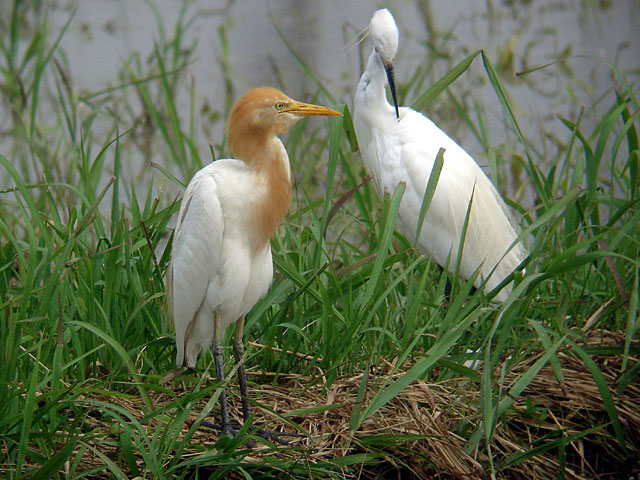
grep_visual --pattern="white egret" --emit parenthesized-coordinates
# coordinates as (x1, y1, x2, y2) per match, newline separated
(169, 86, 340, 436)
(353, 9, 525, 301)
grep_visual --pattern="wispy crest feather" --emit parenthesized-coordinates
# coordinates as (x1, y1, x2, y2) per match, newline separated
(344, 24, 370, 55)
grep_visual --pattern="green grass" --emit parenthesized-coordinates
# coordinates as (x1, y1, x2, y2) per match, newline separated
(1, 2, 639, 479)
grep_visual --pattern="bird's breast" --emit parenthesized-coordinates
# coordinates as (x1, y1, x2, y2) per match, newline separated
(250, 140, 292, 251)
(211, 146, 291, 253)
(215, 236, 273, 328)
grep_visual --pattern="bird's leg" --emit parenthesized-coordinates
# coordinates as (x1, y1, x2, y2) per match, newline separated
(233, 316, 251, 423)
(232, 317, 303, 446)
(210, 315, 292, 444)
(213, 312, 234, 436)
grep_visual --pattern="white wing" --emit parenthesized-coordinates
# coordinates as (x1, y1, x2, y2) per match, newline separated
(170, 164, 225, 367)
(393, 108, 525, 298)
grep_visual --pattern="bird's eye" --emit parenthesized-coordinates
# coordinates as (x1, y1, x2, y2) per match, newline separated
(275, 102, 285, 111)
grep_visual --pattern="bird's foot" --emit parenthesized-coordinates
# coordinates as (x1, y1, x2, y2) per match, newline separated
(221, 423, 238, 438)
(248, 425, 303, 446)
(201, 418, 237, 437)
(201, 418, 302, 446)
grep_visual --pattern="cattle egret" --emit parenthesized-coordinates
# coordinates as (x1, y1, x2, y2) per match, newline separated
(169, 86, 341, 436)
(353, 9, 525, 301)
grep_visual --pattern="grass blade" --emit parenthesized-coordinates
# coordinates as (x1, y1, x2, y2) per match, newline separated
(359, 182, 405, 310)
(481, 51, 547, 205)
(69, 321, 152, 412)
(415, 147, 445, 245)
(566, 339, 628, 453)
(412, 50, 481, 111)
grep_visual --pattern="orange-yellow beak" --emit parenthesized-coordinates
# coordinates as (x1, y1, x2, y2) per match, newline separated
(282, 101, 342, 117)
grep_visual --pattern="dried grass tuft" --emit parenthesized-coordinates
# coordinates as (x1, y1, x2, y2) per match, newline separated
(74, 329, 638, 479)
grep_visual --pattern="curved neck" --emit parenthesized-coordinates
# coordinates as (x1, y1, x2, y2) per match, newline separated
(355, 49, 397, 130)
(357, 50, 396, 116)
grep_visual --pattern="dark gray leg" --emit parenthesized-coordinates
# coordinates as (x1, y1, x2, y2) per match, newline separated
(233, 316, 251, 423)
(213, 312, 234, 436)
(207, 314, 299, 445)
(232, 317, 301, 445)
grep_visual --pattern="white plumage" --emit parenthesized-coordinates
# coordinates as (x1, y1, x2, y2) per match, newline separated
(171, 159, 275, 368)
(168, 87, 340, 436)
(354, 9, 525, 300)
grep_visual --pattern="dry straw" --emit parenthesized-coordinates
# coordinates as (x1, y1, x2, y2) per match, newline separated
(73, 329, 638, 479)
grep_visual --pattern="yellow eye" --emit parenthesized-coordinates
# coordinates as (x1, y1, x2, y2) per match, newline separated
(275, 102, 285, 111)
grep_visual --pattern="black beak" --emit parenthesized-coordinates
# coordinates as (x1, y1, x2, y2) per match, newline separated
(384, 62, 400, 119)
